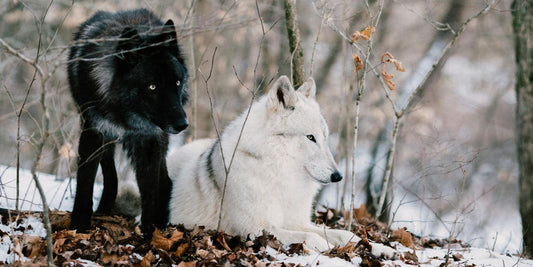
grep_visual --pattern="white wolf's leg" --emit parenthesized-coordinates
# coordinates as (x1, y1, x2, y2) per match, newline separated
(304, 225, 360, 246)
(268, 226, 333, 252)
(304, 225, 397, 259)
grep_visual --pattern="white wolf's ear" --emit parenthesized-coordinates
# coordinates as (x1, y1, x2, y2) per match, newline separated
(267, 75, 298, 112)
(298, 77, 316, 99)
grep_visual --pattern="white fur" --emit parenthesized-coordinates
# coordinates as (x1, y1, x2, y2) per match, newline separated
(168, 76, 395, 258)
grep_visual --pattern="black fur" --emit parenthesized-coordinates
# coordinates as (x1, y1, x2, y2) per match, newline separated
(67, 9, 188, 236)
(205, 140, 220, 191)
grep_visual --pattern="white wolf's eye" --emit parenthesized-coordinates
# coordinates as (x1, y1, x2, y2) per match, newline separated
(149, 84, 157, 90)
(306, 135, 316, 143)
(176, 80, 181, 86)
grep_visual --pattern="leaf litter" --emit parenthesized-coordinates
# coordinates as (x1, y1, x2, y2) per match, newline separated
(0, 206, 530, 266)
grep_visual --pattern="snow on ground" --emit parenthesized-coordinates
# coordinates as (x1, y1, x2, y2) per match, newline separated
(266, 244, 533, 267)
(1, 164, 532, 266)
(0, 215, 47, 264)
(0, 164, 102, 212)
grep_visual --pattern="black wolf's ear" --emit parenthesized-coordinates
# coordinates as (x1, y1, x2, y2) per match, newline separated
(160, 19, 185, 65)
(297, 77, 316, 99)
(117, 27, 142, 62)
(267, 75, 298, 112)
(164, 19, 175, 27)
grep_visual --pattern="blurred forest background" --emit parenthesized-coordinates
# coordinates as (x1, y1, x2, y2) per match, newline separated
(0, 0, 523, 256)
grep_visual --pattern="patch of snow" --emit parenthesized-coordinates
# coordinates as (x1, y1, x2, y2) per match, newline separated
(0, 214, 47, 264)
(264, 244, 533, 267)
(0, 235, 13, 264)
(0, 164, 102, 212)
(265, 246, 355, 267)
(64, 258, 101, 267)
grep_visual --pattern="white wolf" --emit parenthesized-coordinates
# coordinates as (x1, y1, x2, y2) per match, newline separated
(168, 76, 394, 257)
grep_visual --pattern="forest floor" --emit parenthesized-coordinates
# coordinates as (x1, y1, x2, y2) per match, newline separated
(0, 208, 532, 266)
(0, 165, 532, 266)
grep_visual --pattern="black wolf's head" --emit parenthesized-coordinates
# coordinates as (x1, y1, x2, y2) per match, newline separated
(110, 19, 188, 134)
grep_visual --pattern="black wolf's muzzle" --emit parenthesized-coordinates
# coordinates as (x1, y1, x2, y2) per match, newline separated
(165, 118, 188, 134)
(172, 118, 188, 133)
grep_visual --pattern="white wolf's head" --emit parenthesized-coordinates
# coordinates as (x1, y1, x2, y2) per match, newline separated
(265, 75, 342, 184)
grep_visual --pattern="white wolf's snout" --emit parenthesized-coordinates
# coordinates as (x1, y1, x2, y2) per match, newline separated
(330, 171, 342, 183)
(304, 143, 342, 184)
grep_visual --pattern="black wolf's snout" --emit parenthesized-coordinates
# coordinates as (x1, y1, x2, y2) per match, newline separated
(172, 118, 188, 133)
(330, 171, 342, 183)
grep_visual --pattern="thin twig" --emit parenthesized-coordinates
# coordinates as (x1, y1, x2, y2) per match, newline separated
(348, 0, 384, 231)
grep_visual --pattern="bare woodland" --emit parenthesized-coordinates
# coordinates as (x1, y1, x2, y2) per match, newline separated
(0, 0, 531, 263)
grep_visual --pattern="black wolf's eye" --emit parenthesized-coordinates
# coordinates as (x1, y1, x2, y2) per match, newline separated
(306, 135, 316, 143)
(148, 84, 157, 90)
(176, 80, 181, 87)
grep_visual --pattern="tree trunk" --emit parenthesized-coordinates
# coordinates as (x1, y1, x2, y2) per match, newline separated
(512, 0, 533, 257)
(283, 0, 305, 88)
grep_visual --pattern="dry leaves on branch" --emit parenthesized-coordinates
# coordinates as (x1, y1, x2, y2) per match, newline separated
(353, 53, 363, 73)
(381, 52, 406, 90)
(351, 26, 376, 43)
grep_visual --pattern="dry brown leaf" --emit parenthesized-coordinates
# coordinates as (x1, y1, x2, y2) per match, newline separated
(361, 253, 381, 267)
(52, 229, 76, 240)
(380, 52, 405, 91)
(74, 233, 91, 241)
(151, 229, 184, 250)
(177, 260, 198, 267)
(351, 26, 376, 43)
(22, 235, 42, 259)
(390, 228, 414, 248)
(351, 31, 363, 43)
(402, 251, 419, 264)
(52, 238, 67, 254)
(382, 71, 396, 91)
(216, 233, 232, 251)
(134, 226, 142, 236)
(361, 26, 376, 40)
(101, 252, 119, 265)
(196, 249, 209, 258)
(174, 243, 189, 257)
(353, 53, 363, 72)
(140, 250, 156, 267)
(354, 204, 372, 221)
(102, 222, 131, 241)
(381, 52, 405, 72)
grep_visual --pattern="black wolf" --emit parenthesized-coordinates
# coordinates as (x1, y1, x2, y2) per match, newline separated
(67, 9, 188, 235)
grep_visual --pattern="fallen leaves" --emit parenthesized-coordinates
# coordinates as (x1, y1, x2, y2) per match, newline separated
(390, 227, 414, 248)
(1, 210, 469, 266)
(402, 250, 419, 265)
(151, 228, 184, 250)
